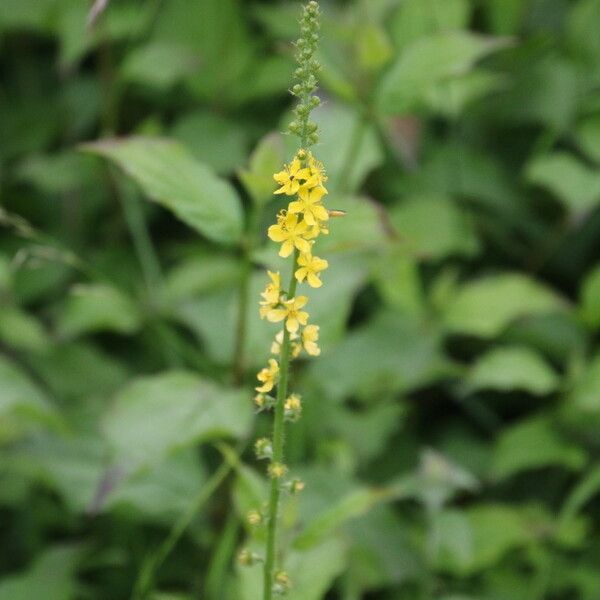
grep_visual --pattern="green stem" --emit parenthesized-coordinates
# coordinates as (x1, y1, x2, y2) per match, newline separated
(263, 248, 300, 600)
(132, 450, 234, 599)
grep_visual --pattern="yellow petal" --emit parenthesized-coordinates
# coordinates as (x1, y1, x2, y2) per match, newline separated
(267, 309, 287, 323)
(279, 240, 294, 258)
(295, 237, 311, 254)
(307, 272, 322, 288)
(288, 200, 303, 214)
(286, 317, 299, 333)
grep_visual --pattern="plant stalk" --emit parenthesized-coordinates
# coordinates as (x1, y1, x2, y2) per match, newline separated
(263, 248, 300, 600)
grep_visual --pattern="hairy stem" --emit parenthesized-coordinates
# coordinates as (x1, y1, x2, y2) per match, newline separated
(263, 249, 300, 600)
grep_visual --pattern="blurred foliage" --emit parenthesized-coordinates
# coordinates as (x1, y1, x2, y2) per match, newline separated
(1, 0, 600, 599)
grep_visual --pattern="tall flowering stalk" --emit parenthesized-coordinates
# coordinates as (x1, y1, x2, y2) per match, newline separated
(239, 3, 328, 598)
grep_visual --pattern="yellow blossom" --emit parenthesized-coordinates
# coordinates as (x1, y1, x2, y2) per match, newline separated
(267, 296, 309, 333)
(271, 330, 301, 358)
(307, 153, 328, 189)
(284, 394, 302, 421)
(302, 324, 320, 356)
(295, 252, 328, 288)
(305, 219, 329, 239)
(273, 157, 311, 195)
(268, 462, 288, 479)
(255, 358, 279, 393)
(267, 212, 311, 258)
(288, 185, 329, 226)
(259, 270, 281, 318)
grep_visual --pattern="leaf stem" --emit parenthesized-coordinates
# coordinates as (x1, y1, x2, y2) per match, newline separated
(263, 248, 300, 600)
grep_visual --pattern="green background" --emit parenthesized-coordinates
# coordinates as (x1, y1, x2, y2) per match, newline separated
(1, 0, 600, 598)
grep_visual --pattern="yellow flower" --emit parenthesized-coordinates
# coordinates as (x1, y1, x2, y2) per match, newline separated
(267, 296, 309, 333)
(288, 185, 328, 226)
(302, 324, 320, 356)
(307, 153, 328, 189)
(255, 358, 279, 392)
(271, 330, 301, 358)
(284, 393, 302, 421)
(305, 219, 329, 239)
(259, 270, 281, 318)
(267, 212, 311, 257)
(268, 462, 288, 479)
(273, 157, 311, 195)
(295, 252, 328, 288)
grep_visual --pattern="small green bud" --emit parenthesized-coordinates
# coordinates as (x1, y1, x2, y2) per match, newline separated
(310, 95, 321, 107)
(309, 132, 319, 145)
(288, 121, 300, 134)
(255, 437, 273, 460)
(292, 84, 302, 95)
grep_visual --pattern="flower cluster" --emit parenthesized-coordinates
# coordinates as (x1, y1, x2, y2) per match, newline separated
(243, 3, 327, 597)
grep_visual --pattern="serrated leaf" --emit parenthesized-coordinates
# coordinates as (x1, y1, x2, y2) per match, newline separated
(492, 417, 586, 480)
(466, 346, 559, 395)
(378, 31, 509, 113)
(57, 283, 142, 338)
(579, 264, 600, 329)
(443, 273, 566, 338)
(526, 152, 600, 214)
(82, 137, 243, 244)
(103, 372, 252, 468)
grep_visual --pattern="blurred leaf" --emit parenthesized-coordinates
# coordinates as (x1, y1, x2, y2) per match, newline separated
(373, 248, 424, 316)
(579, 264, 600, 329)
(0, 306, 49, 353)
(356, 23, 393, 72)
(484, 0, 529, 34)
(0, 356, 59, 441)
(560, 464, 600, 523)
(443, 273, 567, 338)
(238, 133, 285, 206)
(308, 310, 450, 402)
(0, 546, 80, 600)
(435, 505, 534, 575)
(389, 194, 479, 260)
(172, 111, 249, 175)
(526, 152, 600, 214)
(378, 32, 509, 114)
(82, 138, 244, 244)
(288, 103, 383, 194)
(103, 372, 252, 468)
(561, 353, 600, 439)
(466, 346, 559, 395)
(575, 115, 600, 163)
(238, 537, 346, 600)
(390, 0, 471, 52)
(294, 484, 407, 550)
(57, 283, 142, 338)
(120, 42, 199, 90)
(567, 0, 600, 64)
(492, 416, 587, 480)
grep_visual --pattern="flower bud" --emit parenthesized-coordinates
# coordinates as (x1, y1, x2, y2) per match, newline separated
(273, 570, 291, 595)
(247, 509, 262, 526)
(255, 437, 273, 460)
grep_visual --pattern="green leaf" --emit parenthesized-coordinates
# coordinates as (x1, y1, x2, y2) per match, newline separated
(0, 546, 80, 600)
(435, 505, 536, 575)
(238, 537, 346, 600)
(443, 273, 567, 338)
(286, 103, 383, 194)
(103, 372, 252, 468)
(378, 32, 509, 113)
(390, 0, 471, 52)
(294, 486, 402, 550)
(492, 416, 587, 480)
(0, 306, 49, 353)
(389, 194, 479, 260)
(308, 311, 450, 402)
(172, 110, 249, 175)
(466, 346, 559, 395)
(82, 137, 243, 244)
(0, 356, 58, 441)
(575, 115, 600, 163)
(579, 264, 600, 329)
(120, 42, 199, 90)
(525, 152, 600, 214)
(57, 283, 142, 338)
(238, 133, 285, 206)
